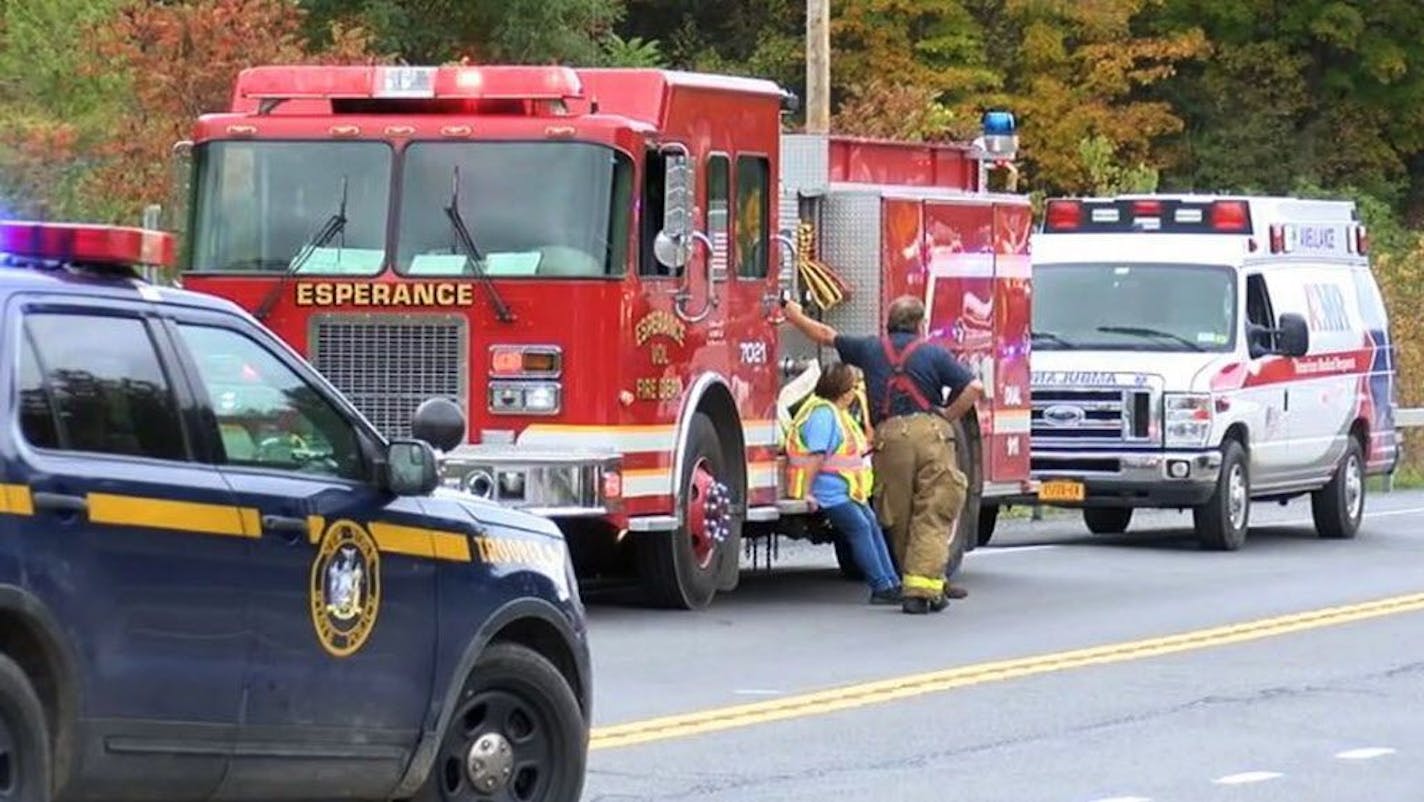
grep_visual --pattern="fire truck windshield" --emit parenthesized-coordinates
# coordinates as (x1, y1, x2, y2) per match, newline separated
(188, 141, 392, 275)
(1033, 263, 1237, 352)
(396, 141, 633, 278)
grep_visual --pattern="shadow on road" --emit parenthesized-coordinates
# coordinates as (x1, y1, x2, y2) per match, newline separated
(582, 564, 869, 615)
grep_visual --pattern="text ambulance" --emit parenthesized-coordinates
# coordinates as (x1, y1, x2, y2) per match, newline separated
(1003, 195, 1398, 550)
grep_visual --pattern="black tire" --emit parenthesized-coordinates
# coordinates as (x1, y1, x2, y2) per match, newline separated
(833, 538, 865, 581)
(1193, 439, 1250, 551)
(0, 652, 51, 802)
(1083, 507, 1133, 535)
(637, 412, 737, 609)
(977, 504, 1000, 547)
(945, 416, 982, 578)
(1312, 437, 1366, 539)
(416, 642, 585, 802)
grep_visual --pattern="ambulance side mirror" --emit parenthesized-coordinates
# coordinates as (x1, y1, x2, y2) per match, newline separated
(384, 439, 440, 496)
(1276, 313, 1310, 357)
(412, 397, 467, 452)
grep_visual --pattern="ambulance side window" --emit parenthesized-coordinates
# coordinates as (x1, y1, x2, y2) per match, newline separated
(639, 151, 674, 277)
(19, 313, 187, 461)
(735, 155, 770, 279)
(1245, 274, 1276, 357)
(175, 324, 366, 482)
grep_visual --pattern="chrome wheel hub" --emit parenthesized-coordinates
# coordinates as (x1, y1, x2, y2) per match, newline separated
(465, 732, 514, 794)
(1228, 464, 1247, 531)
(1345, 454, 1363, 521)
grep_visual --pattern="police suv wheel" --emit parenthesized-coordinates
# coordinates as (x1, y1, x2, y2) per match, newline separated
(420, 643, 586, 802)
(1083, 507, 1133, 535)
(0, 653, 51, 802)
(637, 412, 737, 609)
(1194, 439, 1250, 551)
(1312, 437, 1366, 540)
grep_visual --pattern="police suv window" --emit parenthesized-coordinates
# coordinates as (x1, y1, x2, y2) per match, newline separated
(175, 325, 365, 481)
(735, 155, 770, 279)
(18, 313, 186, 461)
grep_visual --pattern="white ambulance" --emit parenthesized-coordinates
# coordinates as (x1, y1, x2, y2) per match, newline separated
(998, 195, 1399, 550)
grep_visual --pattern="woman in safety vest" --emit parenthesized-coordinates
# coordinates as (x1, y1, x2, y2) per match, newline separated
(786, 362, 902, 604)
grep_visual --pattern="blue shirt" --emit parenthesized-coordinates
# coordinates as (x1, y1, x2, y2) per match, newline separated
(797, 405, 852, 508)
(834, 332, 976, 425)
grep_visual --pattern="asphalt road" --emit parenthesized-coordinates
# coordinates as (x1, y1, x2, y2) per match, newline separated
(578, 489, 1424, 802)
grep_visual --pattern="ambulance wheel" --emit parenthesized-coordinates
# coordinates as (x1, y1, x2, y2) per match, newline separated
(637, 412, 735, 609)
(1083, 507, 1133, 535)
(1193, 440, 1249, 551)
(977, 505, 1000, 547)
(1312, 437, 1365, 539)
(0, 652, 51, 802)
(418, 643, 585, 802)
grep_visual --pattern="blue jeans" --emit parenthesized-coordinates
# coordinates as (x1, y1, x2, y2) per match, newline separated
(823, 501, 900, 593)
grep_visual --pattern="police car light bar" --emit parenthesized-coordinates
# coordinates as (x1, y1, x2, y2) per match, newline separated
(1042, 198, 1252, 235)
(0, 221, 176, 268)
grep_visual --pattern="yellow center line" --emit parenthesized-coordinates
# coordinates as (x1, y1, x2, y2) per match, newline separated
(589, 591, 1424, 751)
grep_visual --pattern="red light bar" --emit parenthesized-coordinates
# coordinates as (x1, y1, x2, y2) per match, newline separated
(237, 65, 584, 102)
(1210, 201, 1249, 232)
(1356, 226, 1369, 255)
(0, 221, 175, 268)
(1045, 200, 1081, 230)
(1132, 199, 1162, 216)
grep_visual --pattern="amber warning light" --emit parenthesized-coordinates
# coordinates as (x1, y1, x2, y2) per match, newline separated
(0, 221, 175, 269)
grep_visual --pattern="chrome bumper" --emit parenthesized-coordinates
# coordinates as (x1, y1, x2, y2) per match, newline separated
(1013, 448, 1224, 508)
(438, 444, 620, 518)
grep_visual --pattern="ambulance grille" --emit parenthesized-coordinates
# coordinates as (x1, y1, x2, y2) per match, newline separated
(309, 314, 467, 440)
(1031, 388, 1154, 445)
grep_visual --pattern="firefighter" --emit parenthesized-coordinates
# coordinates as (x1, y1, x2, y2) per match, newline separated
(781, 295, 983, 614)
(786, 362, 902, 604)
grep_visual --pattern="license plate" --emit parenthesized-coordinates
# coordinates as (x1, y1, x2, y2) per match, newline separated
(1039, 479, 1085, 503)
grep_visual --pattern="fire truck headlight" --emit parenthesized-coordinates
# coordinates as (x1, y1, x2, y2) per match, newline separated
(1163, 393, 1212, 448)
(522, 383, 560, 413)
(488, 381, 561, 415)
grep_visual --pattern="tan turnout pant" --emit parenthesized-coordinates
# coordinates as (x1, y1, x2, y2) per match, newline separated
(871, 413, 968, 599)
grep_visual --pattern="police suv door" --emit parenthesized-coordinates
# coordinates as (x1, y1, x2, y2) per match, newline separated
(161, 310, 437, 800)
(2, 296, 248, 797)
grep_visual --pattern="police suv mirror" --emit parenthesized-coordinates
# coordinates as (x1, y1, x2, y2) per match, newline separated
(1276, 313, 1310, 357)
(385, 439, 440, 496)
(411, 397, 466, 452)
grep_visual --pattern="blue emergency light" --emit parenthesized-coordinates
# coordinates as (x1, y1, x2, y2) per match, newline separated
(980, 110, 1018, 159)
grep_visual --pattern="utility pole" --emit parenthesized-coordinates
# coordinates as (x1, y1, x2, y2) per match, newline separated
(806, 0, 830, 134)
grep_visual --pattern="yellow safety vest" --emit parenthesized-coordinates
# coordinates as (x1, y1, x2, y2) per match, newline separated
(786, 397, 873, 504)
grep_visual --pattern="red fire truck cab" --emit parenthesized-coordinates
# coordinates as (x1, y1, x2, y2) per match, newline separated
(176, 64, 1034, 609)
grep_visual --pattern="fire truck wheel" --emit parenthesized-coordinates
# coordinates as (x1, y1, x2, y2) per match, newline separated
(0, 652, 51, 802)
(637, 412, 735, 609)
(976, 504, 999, 546)
(1193, 439, 1250, 551)
(1083, 507, 1133, 535)
(945, 416, 982, 578)
(416, 643, 585, 802)
(1311, 436, 1365, 540)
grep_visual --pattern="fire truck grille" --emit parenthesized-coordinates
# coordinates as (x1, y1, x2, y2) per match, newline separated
(1031, 388, 1153, 445)
(310, 314, 467, 440)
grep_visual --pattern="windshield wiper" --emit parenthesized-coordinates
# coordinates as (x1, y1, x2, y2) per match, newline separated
(1031, 330, 1078, 349)
(444, 166, 515, 323)
(254, 176, 348, 322)
(1095, 325, 1204, 352)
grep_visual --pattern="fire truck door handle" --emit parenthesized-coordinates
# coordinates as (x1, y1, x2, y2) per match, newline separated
(673, 231, 718, 323)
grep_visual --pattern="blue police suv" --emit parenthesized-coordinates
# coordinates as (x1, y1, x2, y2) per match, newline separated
(0, 222, 590, 802)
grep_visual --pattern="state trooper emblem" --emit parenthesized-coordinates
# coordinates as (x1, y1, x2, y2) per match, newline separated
(310, 519, 381, 657)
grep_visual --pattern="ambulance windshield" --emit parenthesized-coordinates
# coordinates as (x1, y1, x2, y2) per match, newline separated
(395, 141, 634, 278)
(188, 141, 392, 275)
(1033, 263, 1236, 352)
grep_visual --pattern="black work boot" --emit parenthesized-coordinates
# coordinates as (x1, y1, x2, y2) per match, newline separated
(869, 586, 903, 605)
(901, 595, 949, 615)
(945, 585, 969, 600)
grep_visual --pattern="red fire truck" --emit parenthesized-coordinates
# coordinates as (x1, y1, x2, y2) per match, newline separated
(174, 64, 1035, 609)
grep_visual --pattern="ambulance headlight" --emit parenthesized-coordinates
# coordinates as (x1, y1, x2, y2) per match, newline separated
(1164, 393, 1212, 448)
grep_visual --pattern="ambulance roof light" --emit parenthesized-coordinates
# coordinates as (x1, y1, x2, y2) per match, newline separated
(0, 221, 175, 270)
(1210, 200, 1249, 232)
